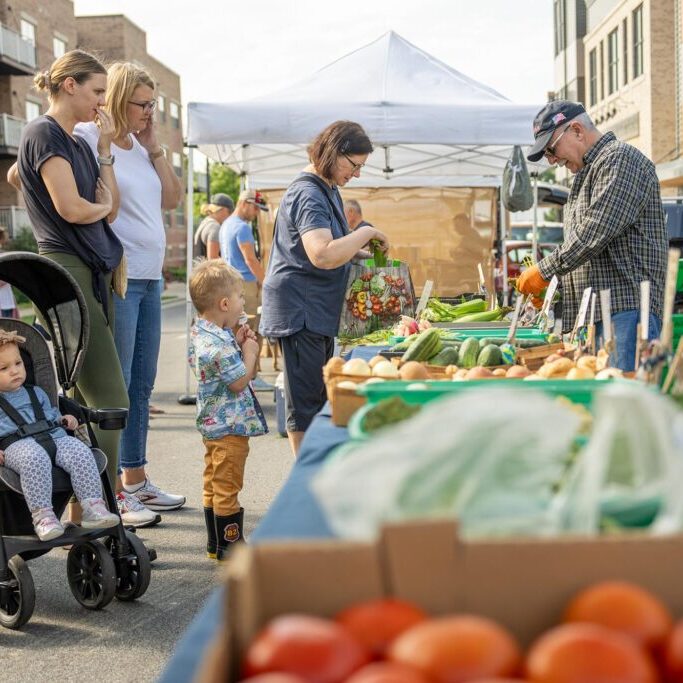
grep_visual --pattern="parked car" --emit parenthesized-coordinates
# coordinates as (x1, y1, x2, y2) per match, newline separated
(663, 197, 683, 246)
(510, 222, 564, 244)
(494, 240, 556, 293)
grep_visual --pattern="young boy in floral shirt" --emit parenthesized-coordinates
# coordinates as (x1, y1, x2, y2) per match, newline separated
(188, 260, 267, 560)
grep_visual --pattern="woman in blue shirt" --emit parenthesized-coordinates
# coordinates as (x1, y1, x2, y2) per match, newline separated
(260, 121, 389, 455)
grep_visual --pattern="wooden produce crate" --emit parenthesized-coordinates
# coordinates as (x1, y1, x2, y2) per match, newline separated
(327, 377, 367, 427)
(517, 342, 564, 371)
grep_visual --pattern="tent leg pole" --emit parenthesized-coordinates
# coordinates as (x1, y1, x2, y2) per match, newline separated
(178, 146, 196, 405)
(500, 189, 509, 307)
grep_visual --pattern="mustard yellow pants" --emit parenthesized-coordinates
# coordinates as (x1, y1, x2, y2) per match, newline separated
(202, 435, 249, 515)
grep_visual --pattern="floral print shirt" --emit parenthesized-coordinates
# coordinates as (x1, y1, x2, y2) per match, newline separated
(188, 318, 267, 439)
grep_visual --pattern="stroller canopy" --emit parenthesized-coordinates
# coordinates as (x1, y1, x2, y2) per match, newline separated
(0, 252, 88, 390)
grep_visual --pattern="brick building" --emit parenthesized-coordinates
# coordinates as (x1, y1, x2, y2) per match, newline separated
(0, 2, 186, 267)
(554, 0, 683, 193)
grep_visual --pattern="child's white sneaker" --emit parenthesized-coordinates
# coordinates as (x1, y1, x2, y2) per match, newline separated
(32, 508, 64, 541)
(81, 498, 119, 529)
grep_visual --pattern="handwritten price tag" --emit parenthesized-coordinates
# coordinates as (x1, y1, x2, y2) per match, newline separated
(574, 287, 593, 329)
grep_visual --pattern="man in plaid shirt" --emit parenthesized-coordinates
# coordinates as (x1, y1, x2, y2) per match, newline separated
(518, 100, 668, 371)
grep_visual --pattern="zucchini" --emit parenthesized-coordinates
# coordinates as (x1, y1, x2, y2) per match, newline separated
(402, 328, 442, 363)
(477, 344, 503, 367)
(429, 347, 459, 366)
(457, 337, 480, 369)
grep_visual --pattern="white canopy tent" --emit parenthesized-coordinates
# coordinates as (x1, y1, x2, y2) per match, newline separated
(179, 31, 544, 399)
(187, 31, 541, 188)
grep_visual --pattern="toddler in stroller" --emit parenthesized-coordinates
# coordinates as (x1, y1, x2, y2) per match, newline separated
(0, 330, 118, 540)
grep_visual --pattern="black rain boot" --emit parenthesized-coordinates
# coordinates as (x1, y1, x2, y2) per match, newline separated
(204, 507, 217, 559)
(215, 508, 245, 561)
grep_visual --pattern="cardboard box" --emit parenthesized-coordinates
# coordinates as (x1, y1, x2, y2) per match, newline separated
(204, 520, 683, 681)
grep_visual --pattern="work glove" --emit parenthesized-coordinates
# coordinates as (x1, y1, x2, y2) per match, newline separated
(516, 264, 549, 297)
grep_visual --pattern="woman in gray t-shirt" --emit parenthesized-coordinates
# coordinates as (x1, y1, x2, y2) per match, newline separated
(260, 121, 389, 456)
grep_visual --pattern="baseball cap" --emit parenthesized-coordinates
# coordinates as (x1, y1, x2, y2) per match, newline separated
(527, 100, 586, 162)
(238, 189, 268, 211)
(209, 193, 234, 211)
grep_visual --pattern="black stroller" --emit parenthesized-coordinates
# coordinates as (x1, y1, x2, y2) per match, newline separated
(0, 252, 152, 629)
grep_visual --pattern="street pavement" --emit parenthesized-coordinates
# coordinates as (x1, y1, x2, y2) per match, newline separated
(1, 285, 294, 681)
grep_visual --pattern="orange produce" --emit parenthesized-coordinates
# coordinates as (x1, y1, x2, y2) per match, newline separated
(564, 580, 673, 650)
(242, 614, 371, 683)
(663, 620, 683, 683)
(388, 615, 522, 683)
(345, 662, 432, 683)
(239, 676, 308, 683)
(335, 598, 428, 659)
(526, 622, 660, 683)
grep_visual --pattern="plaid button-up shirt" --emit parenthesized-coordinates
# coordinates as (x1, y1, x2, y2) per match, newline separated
(538, 132, 668, 332)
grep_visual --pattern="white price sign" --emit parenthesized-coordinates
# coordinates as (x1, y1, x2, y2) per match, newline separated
(599, 289, 612, 342)
(540, 275, 559, 317)
(640, 280, 650, 340)
(574, 287, 593, 329)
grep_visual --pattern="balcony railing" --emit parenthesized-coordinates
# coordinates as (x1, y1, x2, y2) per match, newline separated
(0, 25, 36, 70)
(0, 206, 31, 237)
(0, 114, 26, 151)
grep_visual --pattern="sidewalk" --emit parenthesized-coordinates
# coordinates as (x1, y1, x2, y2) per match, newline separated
(2, 297, 294, 681)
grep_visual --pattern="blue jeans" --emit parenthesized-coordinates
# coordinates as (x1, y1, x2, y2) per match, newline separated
(114, 279, 163, 473)
(596, 309, 662, 372)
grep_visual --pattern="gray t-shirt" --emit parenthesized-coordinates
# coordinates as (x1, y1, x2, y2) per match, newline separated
(17, 115, 122, 271)
(260, 173, 350, 338)
(194, 216, 221, 258)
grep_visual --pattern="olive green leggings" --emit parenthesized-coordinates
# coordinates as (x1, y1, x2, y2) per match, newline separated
(39, 252, 129, 489)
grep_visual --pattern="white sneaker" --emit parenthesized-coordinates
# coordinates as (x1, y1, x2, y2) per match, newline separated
(116, 491, 161, 528)
(81, 498, 119, 529)
(32, 509, 64, 541)
(124, 478, 186, 511)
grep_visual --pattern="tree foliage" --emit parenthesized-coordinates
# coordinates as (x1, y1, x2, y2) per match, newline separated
(192, 162, 241, 224)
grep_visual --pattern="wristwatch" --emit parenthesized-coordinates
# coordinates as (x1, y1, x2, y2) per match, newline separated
(149, 148, 165, 160)
(97, 154, 115, 166)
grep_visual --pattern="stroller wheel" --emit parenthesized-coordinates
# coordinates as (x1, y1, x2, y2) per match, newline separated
(0, 556, 35, 630)
(66, 541, 116, 610)
(108, 530, 152, 601)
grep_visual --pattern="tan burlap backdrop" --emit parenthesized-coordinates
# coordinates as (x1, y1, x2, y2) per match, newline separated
(256, 186, 499, 297)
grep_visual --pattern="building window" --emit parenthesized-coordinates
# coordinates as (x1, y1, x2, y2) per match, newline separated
(172, 152, 182, 176)
(157, 94, 166, 122)
(553, 0, 566, 57)
(53, 36, 66, 59)
(622, 18, 628, 84)
(25, 100, 40, 122)
(633, 4, 644, 78)
(20, 19, 35, 45)
(589, 49, 598, 106)
(599, 40, 605, 101)
(607, 28, 619, 95)
(170, 101, 180, 129)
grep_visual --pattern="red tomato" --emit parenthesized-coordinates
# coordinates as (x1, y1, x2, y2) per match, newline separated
(242, 614, 371, 683)
(388, 615, 522, 683)
(563, 580, 673, 650)
(345, 662, 431, 683)
(239, 676, 308, 683)
(335, 598, 428, 658)
(663, 619, 683, 682)
(526, 623, 659, 683)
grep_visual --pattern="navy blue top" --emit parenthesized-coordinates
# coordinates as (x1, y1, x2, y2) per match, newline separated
(259, 173, 350, 338)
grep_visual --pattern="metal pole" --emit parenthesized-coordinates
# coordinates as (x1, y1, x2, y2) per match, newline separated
(531, 172, 539, 262)
(500, 187, 509, 307)
(178, 146, 196, 404)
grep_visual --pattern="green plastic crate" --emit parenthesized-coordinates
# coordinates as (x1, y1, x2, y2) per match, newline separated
(674, 314, 683, 350)
(357, 378, 619, 408)
(677, 259, 683, 293)
(444, 328, 549, 341)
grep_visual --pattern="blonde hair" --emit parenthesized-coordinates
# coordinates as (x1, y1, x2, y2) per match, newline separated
(105, 62, 156, 140)
(199, 203, 213, 217)
(34, 49, 106, 102)
(189, 259, 243, 313)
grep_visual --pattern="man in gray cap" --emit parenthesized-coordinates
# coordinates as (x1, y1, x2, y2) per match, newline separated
(194, 193, 234, 259)
(517, 100, 667, 371)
